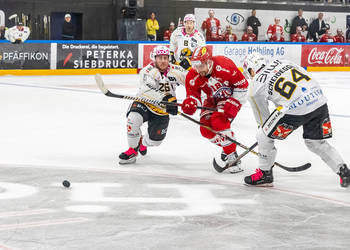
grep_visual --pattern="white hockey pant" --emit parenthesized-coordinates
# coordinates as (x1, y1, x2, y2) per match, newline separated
(304, 139, 344, 173)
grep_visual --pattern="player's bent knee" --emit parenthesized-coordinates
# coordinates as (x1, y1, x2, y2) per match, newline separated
(127, 112, 143, 127)
(200, 126, 216, 139)
(211, 112, 230, 131)
(304, 139, 325, 153)
(143, 135, 163, 147)
(256, 128, 274, 148)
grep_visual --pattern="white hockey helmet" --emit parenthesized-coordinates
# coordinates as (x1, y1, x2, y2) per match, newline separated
(150, 45, 170, 61)
(184, 14, 196, 24)
(243, 53, 266, 78)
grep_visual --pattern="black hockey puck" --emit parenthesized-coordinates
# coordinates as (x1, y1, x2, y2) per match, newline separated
(62, 180, 71, 188)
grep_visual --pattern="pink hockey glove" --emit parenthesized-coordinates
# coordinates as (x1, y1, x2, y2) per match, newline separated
(223, 97, 242, 119)
(182, 97, 198, 115)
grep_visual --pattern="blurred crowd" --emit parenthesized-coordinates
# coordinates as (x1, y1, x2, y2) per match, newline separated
(149, 9, 350, 43)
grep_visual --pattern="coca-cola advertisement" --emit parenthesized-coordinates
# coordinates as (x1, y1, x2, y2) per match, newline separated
(301, 45, 350, 67)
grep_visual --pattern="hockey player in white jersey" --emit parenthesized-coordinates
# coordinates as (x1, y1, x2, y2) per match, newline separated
(170, 14, 206, 70)
(4, 22, 30, 43)
(119, 45, 187, 164)
(242, 53, 349, 187)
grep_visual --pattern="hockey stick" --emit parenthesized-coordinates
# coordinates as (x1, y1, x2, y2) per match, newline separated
(179, 112, 311, 172)
(95, 74, 216, 111)
(213, 142, 258, 173)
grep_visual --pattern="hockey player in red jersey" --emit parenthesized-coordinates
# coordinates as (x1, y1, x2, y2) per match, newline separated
(290, 26, 306, 42)
(201, 9, 222, 41)
(319, 29, 335, 43)
(241, 26, 257, 41)
(223, 25, 237, 42)
(182, 46, 249, 173)
(334, 28, 345, 43)
(267, 17, 285, 42)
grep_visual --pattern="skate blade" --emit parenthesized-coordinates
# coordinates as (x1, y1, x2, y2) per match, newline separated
(227, 167, 244, 174)
(119, 157, 137, 165)
(244, 183, 274, 187)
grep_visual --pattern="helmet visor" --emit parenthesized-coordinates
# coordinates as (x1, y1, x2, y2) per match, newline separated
(192, 60, 206, 72)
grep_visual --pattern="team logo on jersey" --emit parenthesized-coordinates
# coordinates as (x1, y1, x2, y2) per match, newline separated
(215, 65, 230, 73)
(213, 86, 233, 100)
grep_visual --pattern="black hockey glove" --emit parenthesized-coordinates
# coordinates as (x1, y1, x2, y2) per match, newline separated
(170, 51, 176, 64)
(162, 94, 178, 115)
(179, 57, 192, 70)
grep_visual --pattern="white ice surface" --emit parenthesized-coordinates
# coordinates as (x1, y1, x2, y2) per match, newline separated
(0, 72, 349, 249)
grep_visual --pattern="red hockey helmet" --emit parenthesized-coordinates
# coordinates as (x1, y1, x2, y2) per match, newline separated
(191, 46, 212, 65)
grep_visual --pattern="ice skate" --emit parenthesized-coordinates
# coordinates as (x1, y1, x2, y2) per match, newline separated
(338, 164, 350, 188)
(244, 168, 274, 187)
(213, 151, 243, 173)
(119, 147, 138, 164)
(137, 137, 147, 156)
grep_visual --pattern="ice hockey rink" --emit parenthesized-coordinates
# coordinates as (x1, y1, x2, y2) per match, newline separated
(0, 71, 349, 249)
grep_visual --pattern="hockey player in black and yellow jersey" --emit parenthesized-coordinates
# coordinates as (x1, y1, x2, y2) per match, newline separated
(119, 46, 186, 164)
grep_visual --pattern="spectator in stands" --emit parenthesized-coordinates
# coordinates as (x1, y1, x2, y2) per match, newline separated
(334, 28, 345, 43)
(62, 14, 75, 40)
(201, 9, 221, 41)
(146, 12, 159, 41)
(290, 9, 308, 39)
(267, 17, 285, 42)
(307, 12, 327, 42)
(223, 25, 237, 41)
(246, 9, 261, 38)
(241, 26, 257, 41)
(0, 25, 6, 39)
(291, 26, 306, 42)
(163, 22, 175, 41)
(319, 28, 335, 43)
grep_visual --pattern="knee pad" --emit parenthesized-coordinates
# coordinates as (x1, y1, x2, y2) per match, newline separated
(200, 112, 230, 139)
(200, 116, 216, 139)
(127, 112, 143, 148)
(211, 112, 231, 131)
(143, 134, 163, 147)
(304, 139, 325, 153)
(256, 128, 276, 169)
(210, 129, 235, 148)
(256, 128, 274, 150)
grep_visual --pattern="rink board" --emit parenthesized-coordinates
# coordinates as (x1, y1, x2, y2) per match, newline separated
(1, 41, 350, 74)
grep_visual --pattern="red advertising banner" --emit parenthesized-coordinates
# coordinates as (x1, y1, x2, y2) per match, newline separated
(142, 44, 169, 68)
(141, 44, 214, 69)
(301, 44, 350, 67)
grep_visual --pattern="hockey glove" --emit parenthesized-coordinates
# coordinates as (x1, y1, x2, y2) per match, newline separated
(182, 97, 198, 115)
(179, 58, 192, 70)
(162, 94, 178, 115)
(223, 97, 241, 120)
(170, 51, 176, 64)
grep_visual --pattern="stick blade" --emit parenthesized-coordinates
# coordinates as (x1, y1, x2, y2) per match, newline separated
(276, 162, 311, 172)
(95, 74, 108, 94)
(213, 158, 225, 173)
